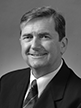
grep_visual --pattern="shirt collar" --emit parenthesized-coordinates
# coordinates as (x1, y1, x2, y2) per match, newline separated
(30, 59, 63, 97)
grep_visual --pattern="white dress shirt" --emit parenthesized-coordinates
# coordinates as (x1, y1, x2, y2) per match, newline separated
(24, 59, 63, 99)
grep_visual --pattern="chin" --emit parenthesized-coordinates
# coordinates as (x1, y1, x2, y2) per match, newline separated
(28, 60, 48, 69)
(25, 55, 50, 68)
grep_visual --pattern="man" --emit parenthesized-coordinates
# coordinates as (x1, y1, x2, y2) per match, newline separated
(0, 6, 81, 108)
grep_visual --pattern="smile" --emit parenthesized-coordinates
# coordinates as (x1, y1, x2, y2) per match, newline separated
(28, 53, 48, 58)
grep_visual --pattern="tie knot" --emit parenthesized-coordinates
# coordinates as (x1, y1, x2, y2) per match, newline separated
(31, 80, 37, 89)
(30, 80, 38, 97)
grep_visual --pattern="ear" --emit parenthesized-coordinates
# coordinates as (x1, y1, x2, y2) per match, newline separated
(60, 37, 68, 55)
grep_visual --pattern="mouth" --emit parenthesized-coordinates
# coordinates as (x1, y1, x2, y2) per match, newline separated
(28, 53, 48, 57)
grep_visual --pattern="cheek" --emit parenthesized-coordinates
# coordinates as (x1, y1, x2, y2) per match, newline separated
(42, 41, 55, 52)
(43, 41, 61, 57)
(21, 42, 30, 54)
(42, 41, 52, 50)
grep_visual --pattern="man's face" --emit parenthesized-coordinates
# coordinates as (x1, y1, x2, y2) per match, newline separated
(20, 17, 65, 72)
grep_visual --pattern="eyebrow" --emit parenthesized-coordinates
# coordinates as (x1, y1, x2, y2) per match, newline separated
(38, 32, 51, 36)
(21, 32, 51, 37)
(22, 33, 33, 37)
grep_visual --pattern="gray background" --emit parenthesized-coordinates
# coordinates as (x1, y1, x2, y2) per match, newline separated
(0, 0, 81, 77)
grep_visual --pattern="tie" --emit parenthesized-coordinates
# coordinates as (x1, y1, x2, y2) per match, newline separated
(23, 80, 38, 108)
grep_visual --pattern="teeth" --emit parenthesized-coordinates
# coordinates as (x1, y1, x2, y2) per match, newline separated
(30, 53, 47, 56)
(28, 53, 47, 56)
(31, 54, 42, 56)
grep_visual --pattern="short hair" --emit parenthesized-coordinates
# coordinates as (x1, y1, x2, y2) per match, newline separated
(20, 6, 66, 41)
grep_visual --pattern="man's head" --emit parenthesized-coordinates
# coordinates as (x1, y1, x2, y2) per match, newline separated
(20, 6, 65, 41)
(20, 6, 68, 77)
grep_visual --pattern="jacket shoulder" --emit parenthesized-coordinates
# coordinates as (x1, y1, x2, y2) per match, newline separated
(69, 68, 81, 85)
(0, 68, 30, 88)
(66, 68, 81, 98)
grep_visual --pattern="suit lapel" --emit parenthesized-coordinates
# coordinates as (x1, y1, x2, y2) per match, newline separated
(34, 81, 55, 108)
(34, 61, 70, 108)
(8, 68, 30, 108)
(50, 61, 70, 102)
(16, 69, 30, 108)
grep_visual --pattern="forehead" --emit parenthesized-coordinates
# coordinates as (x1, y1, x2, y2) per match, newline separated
(21, 17, 56, 35)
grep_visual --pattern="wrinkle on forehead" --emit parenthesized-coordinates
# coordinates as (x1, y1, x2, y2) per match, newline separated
(21, 17, 57, 36)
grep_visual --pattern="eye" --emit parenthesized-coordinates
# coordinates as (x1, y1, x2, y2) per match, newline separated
(39, 33, 51, 40)
(43, 35, 49, 39)
(21, 34, 33, 41)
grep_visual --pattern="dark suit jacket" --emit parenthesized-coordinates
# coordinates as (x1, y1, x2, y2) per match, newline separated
(0, 60, 81, 108)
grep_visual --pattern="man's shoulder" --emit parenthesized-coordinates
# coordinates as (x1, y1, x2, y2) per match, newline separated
(65, 67, 81, 99)
(63, 59, 81, 84)
(69, 68, 81, 86)
(0, 68, 30, 85)
(61, 60, 81, 90)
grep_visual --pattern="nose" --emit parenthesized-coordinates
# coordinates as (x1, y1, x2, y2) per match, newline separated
(31, 37, 41, 50)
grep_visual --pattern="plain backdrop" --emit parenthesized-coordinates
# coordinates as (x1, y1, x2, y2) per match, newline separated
(0, 0, 81, 77)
